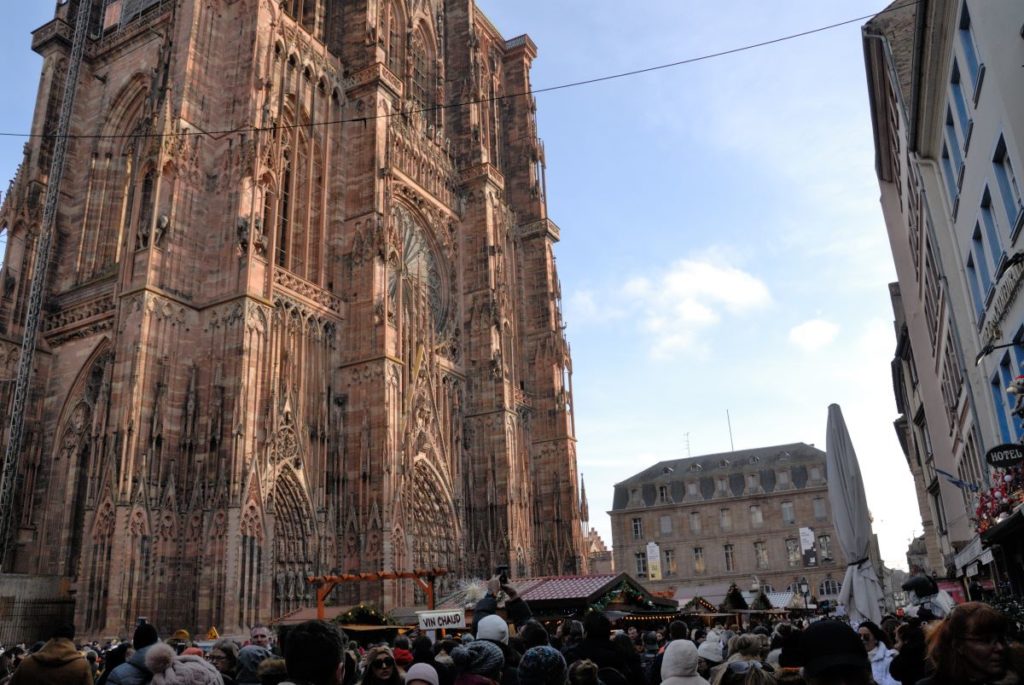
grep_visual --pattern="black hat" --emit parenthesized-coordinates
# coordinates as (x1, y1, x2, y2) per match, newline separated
(799, 621, 869, 678)
(133, 623, 159, 650)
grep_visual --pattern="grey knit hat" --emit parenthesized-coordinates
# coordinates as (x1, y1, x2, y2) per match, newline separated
(236, 645, 273, 684)
(518, 646, 566, 685)
(451, 640, 504, 678)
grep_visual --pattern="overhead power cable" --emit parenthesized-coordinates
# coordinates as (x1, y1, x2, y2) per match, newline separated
(0, 0, 919, 142)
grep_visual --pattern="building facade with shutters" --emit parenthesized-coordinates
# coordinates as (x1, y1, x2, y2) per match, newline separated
(610, 443, 851, 607)
(0, 0, 587, 637)
(864, 0, 1024, 589)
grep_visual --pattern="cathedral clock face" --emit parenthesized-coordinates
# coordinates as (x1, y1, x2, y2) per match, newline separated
(389, 206, 447, 333)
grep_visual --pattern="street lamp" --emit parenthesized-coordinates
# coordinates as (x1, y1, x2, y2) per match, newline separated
(799, 577, 810, 611)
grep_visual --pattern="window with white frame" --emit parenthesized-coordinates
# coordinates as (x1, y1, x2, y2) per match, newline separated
(689, 511, 702, 534)
(658, 484, 670, 504)
(949, 62, 972, 148)
(958, 3, 983, 94)
(664, 549, 677, 576)
(993, 136, 1023, 233)
(720, 508, 732, 531)
(754, 541, 769, 569)
(632, 517, 643, 540)
(813, 497, 826, 520)
(781, 501, 795, 525)
(778, 469, 790, 487)
(694, 547, 706, 575)
(750, 505, 763, 526)
(724, 544, 735, 572)
(635, 552, 648, 577)
(686, 481, 698, 496)
(660, 515, 672, 535)
(819, 577, 840, 596)
(786, 538, 800, 567)
(818, 534, 834, 561)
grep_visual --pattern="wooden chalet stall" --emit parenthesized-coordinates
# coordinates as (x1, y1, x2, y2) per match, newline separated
(438, 573, 678, 634)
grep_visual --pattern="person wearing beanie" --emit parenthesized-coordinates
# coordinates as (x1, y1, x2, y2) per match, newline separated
(798, 620, 871, 685)
(405, 663, 440, 685)
(144, 642, 223, 685)
(450, 641, 505, 685)
(659, 640, 708, 685)
(694, 641, 723, 680)
(237, 645, 274, 684)
(473, 614, 521, 685)
(9, 622, 92, 685)
(517, 646, 566, 685)
(475, 616, 510, 646)
(107, 623, 162, 685)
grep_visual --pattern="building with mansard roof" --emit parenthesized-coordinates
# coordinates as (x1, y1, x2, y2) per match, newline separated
(610, 443, 854, 608)
(0, 0, 586, 638)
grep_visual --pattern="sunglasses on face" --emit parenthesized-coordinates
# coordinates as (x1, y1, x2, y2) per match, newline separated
(374, 657, 395, 668)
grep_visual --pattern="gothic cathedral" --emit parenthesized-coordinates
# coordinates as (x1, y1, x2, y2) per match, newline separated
(0, 0, 586, 636)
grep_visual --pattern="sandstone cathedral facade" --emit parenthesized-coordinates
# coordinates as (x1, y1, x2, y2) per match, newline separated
(0, 0, 586, 637)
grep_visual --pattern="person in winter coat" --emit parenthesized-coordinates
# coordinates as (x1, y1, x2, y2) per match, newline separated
(562, 612, 629, 676)
(450, 641, 505, 685)
(658, 640, 708, 685)
(887, 619, 928, 685)
(9, 622, 92, 685)
(473, 615, 521, 685)
(141, 642, 223, 685)
(855, 621, 898, 685)
(108, 623, 162, 685)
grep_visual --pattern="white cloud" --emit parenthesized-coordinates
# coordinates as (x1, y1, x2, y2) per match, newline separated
(626, 258, 771, 357)
(565, 289, 626, 326)
(788, 319, 840, 351)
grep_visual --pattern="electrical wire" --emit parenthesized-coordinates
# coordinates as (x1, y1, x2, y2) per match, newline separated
(0, 0, 920, 142)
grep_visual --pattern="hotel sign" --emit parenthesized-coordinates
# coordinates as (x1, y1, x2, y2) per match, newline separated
(986, 443, 1024, 468)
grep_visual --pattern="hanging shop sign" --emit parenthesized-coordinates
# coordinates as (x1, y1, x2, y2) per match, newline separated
(985, 444, 1024, 468)
(417, 609, 466, 630)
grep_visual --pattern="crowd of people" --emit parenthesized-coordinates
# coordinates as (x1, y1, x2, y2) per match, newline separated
(0, 579, 1021, 685)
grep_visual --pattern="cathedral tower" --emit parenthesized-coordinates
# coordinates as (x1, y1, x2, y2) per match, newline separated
(0, 0, 585, 636)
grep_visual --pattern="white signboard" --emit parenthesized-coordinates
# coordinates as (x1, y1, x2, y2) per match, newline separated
(646, 541, 662, 581)
(417, 609, 466, 630)
(799, 526, 817, 567)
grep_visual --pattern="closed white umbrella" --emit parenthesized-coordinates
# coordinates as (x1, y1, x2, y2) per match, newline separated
(825, 403, 883, 625)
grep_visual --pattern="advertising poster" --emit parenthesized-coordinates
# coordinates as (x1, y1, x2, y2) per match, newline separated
(799, 526, 817, 567)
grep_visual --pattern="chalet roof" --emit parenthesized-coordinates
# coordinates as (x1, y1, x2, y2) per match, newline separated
(439, 573, 677, 610)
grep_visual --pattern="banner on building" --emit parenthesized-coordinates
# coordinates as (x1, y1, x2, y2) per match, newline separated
(799, 527, 817, 567)
(646, 541, 662, 580)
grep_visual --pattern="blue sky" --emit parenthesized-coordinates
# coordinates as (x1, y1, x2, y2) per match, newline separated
(0, 2, 919, 569)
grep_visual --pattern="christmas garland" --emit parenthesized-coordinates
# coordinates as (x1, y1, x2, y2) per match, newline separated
(332, 604, 397, 626)
(589, 580, 656, 611)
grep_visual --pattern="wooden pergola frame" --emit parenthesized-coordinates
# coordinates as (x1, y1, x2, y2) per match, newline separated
(306, 568, 448, 621)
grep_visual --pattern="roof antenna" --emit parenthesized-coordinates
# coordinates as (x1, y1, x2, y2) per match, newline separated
(726, 410, 735, 452)
(684, 432, 691, 458)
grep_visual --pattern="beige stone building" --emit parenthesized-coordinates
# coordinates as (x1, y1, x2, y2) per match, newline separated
(610, 443, 850, 607)
(0, 0, 586, 637)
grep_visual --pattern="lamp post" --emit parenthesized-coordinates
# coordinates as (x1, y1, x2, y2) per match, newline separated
(799, 577, 810, 611)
